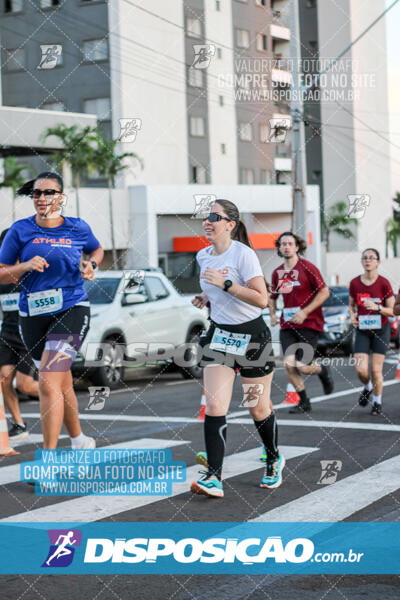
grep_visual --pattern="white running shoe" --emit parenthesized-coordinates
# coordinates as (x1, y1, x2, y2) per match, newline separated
(73, 436, 96, 450)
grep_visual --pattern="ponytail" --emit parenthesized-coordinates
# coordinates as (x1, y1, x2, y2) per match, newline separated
(233, 219, 253, 249)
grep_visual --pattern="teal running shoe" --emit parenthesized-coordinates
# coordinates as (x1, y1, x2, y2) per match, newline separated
(191, 471, 224, 498)
(260, 455, 285, 489)
(259, 445, 267, 463)
(195, 451, 208, 467)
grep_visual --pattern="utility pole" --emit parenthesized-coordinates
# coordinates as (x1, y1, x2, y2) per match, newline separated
(289, 0, 308, 242)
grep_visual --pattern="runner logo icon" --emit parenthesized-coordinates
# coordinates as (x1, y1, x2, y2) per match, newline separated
(42, 529, 82, 568)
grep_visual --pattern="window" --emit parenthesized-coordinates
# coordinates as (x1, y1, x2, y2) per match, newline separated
(216, 0, 220, 10)
(42, 101, 65, 111)
(217, 48, 222, 59)
(256, 34, 268, 51)
(188, 67, 203, 87)
(221, 143, 226, 154)
(4, 48, 25, 71)
(83, 97, 111, 120)
(40, 0, 60, 7)
(145, 277, 169, 301)
(190, 116, 205, 137)
(218, 95, 224, 106)
(236, 29, 250, 49)
(239, 122, 252, 142)
(187, 17, 202, 38)
(260, 169, 271, 184)
(240, 168, 254, 184)
(191, 165, 206, 183)
(82, 38, 108, 62)
(259, 124, 269, 143)
(4, 0, 23, 11)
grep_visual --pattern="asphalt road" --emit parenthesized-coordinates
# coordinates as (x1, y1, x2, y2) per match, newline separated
(1, 352, 400, 598)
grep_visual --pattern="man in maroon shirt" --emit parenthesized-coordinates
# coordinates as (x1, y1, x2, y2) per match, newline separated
(269, 232, 334, 413)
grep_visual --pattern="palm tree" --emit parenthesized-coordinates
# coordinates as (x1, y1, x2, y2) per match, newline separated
(323, 201, 357, 252)
(385, 217, 400, 257)
(0, 157, 30, 221)
(41, 124, 99, 217)
(93, 134, 143, 268)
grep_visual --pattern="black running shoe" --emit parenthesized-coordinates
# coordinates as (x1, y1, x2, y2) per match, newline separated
(358, 388, 372, 407)
(8, 422, 28, 439)
(370, 402, 382, 416)
(289, 401, 312, 414)
(319, 365, 334, 395)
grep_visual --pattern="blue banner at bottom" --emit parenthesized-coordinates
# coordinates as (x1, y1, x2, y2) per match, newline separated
(0, 522, 398, 574)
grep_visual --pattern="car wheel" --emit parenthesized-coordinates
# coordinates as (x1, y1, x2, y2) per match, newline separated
(180, 328, 203, 380)
(90, 336, 126, 389)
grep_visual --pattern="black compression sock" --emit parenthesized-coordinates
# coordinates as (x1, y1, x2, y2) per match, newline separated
(298, 389, 309, 404)
(253, 412, 279, 461)
(204, 415, 227, 480)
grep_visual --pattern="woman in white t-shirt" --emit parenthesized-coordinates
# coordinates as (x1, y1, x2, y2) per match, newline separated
(190, 199, 284, 499)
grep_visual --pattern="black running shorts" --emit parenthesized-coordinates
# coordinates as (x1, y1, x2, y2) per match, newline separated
(280, 327, 320, 365)
(19, 305, 90, 369)
(198, 315, 275, 378)
(354, 322, 390, 356)
(0, 329, 36, 376)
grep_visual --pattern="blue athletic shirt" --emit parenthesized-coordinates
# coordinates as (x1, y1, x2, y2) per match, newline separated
(0, 216, 100, 316)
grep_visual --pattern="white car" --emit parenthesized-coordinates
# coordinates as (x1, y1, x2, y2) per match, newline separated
(73, 269, 208, 388)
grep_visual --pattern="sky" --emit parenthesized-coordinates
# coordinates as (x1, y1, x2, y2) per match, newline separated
(386, 0, 400, 196)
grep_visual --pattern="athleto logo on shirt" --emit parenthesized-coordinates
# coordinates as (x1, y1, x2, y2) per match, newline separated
(32, 237, 72, 245)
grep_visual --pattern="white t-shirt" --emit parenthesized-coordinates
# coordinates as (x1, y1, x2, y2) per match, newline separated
(197, 240, 264, 325)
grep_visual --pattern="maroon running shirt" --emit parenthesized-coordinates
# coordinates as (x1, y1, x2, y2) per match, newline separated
(349, 275, 394, 326)
(270, 258, 326, 331)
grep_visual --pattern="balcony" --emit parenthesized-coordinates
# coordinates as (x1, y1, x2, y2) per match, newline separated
(270, 22, 290, 42)
(274, 157, 292, 172)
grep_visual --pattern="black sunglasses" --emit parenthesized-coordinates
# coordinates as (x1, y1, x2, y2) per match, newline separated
(31, 189, 62, 199)
(202, 212, 233, 223)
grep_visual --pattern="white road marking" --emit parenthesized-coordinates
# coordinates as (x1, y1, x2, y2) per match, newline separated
(252, 453, 400, 522)
(2, 445, 317, 522)
(10, 434, 67, 448)
(22, 413, 199, 423)
(230, 418, 400, 433)
(0, 438, 188, 487)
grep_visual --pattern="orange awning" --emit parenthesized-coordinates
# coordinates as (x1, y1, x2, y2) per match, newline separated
(173, 231, 313, 252)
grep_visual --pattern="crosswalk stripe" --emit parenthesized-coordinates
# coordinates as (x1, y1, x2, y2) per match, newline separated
(21, 413, 199, 423)
(230, 418, 400, 433)
(2, 445, 317, 522)
(0, 438, 189, 487)
(10, 434, 67, 448)
(252, 454, 400, 522)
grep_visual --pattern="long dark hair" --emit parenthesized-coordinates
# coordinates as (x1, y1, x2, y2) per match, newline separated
(275, 231, 307, 257)
(17, 171, 64, 196)
(214, 199, 253, 249)
(215, 199, 271, 292)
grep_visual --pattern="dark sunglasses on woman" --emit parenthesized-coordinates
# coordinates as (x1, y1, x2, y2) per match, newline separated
(202, 213, 233, 223)
(31, 189, 61, 199)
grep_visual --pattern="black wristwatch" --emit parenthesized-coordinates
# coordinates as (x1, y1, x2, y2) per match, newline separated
(376, 303, 382, 313)
(223, 279, 233, 292)
(91, 260, 97, 271)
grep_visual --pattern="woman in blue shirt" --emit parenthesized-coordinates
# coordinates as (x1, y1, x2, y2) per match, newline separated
(0, 171, 104, 450)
